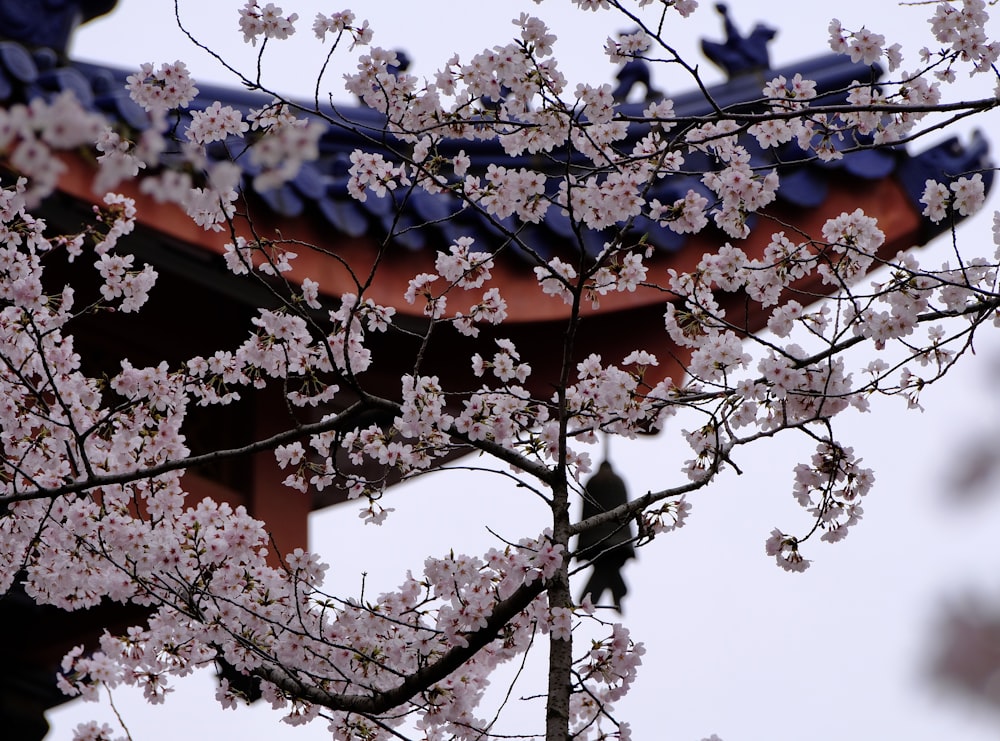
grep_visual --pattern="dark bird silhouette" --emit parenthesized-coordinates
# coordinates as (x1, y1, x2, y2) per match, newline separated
(576, 460, 635, 611)
(700, 3, 776, 78)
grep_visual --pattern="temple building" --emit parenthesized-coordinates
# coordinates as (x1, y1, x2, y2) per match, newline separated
(0, 2, 990, 737)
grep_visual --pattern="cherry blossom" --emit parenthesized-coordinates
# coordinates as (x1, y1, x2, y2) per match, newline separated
(125, 61, 199, 113)
(238, 1, 299, 45)
(0, 2, 998, 739)
(186, 101, 249, 145)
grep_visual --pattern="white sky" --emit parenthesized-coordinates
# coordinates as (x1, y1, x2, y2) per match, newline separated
(46, 2, 1000, 739)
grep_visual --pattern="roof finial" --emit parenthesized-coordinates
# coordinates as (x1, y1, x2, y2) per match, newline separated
(0, 0, 117, 56)
(700, 3, 776, 78)
(612, 58, 666, 103)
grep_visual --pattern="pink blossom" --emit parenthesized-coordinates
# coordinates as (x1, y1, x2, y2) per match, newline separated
(126, 61, 199, 113)
(238, 1, 298, 45)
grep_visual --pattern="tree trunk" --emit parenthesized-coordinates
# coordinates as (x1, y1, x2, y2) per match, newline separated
(545, 480, 572, 741)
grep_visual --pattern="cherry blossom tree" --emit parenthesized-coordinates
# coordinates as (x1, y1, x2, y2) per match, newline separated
(1, 1, 999, 740)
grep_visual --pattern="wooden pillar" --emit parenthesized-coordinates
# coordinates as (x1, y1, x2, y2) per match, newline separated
(251, 389, 311, 564)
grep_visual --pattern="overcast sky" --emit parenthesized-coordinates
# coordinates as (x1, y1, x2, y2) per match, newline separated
(47, 2, 1000, 739)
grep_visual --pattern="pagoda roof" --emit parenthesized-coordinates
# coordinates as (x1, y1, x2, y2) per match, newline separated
(0, 13, 989, 278)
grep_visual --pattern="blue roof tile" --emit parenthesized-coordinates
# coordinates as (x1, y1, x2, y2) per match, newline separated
(0, 13, 988, 263)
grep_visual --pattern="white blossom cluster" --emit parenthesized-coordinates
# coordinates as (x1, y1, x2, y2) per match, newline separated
(0, 1, 995, 739)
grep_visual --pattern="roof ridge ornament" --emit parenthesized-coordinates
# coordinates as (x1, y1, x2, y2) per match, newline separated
(612, 49, 667, 103)
(0, 0, 117, 56)
(700, 2, 776, 79)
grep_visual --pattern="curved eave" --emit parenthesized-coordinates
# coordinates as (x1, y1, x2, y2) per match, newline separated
(0, 41, 989, 327)
(53, 150, 920, 326)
